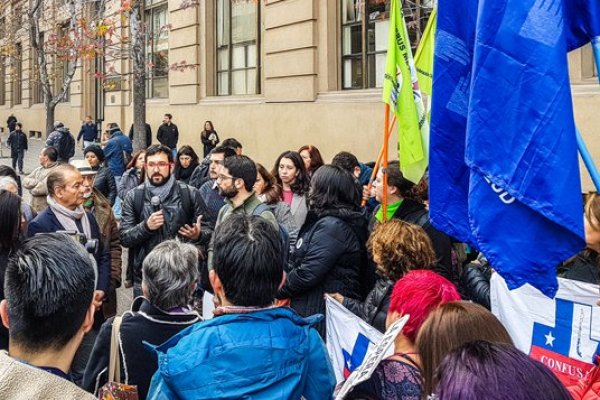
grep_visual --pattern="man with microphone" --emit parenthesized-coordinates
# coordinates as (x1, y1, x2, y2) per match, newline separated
(120, 144, 211, 297)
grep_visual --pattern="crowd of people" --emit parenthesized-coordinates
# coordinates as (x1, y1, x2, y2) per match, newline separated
(0, 114, 599, 399)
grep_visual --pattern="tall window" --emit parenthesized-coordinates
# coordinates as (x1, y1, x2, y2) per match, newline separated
(12, 43, 22, 105)
(341, 0, 432, 90)
(216, 0, 260, 95)
(31, 44, 43, 104)
(55, 25, 70, 102)
(145, 0, 169, 98)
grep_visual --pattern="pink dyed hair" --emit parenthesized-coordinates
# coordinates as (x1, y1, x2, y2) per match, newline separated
(389, 270, 461, 342)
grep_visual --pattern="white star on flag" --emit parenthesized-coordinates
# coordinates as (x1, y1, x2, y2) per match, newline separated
(545, 331, 555, 347)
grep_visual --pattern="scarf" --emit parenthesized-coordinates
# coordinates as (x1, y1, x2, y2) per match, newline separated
(375, 199, 404, 223)
(175, 161, 198, 182)
(145, 174, 176, 203)
(47, 196, 92, 239)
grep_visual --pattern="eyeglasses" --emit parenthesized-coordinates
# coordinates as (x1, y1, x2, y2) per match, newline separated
(146, 161, 171, 169)
(216, 173, 236, 182)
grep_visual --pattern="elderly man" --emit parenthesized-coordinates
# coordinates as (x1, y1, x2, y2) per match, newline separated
(0, 233, 97, 399)
(147, 215, 335, 399)
(27, 164, 110, 384)
(22, 147, 60, 212)
(83, 240, 200, 399)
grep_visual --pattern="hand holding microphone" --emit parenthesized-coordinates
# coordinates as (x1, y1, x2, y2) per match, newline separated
(146, 196, 165, 231)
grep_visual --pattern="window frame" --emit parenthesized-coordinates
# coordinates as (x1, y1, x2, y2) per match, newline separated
(215, 0, 261, 96)
(340, 0, 431, 90)
(144, 0, 169, 99)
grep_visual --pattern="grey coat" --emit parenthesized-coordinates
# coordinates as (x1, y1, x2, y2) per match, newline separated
(289, 193, 308, 229)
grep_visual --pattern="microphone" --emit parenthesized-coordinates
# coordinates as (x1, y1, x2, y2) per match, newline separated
(151, 196, 161, 212)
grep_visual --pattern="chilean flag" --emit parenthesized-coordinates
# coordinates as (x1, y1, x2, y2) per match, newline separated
(492, 274, 600, 386)
(325, 295, 384, 384)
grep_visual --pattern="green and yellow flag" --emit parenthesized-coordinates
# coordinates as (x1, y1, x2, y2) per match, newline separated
(415, 7, 437, 96)
(382, 0, 429, 184)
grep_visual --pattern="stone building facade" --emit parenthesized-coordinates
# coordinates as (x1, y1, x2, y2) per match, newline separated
(0, 0, 599, 188)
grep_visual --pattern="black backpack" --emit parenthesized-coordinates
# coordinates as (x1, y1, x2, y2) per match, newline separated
(57, 130, 75, 160)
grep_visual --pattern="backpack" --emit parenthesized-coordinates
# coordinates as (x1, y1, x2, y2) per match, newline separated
(253, 203, 291, 267)
(57, 129, 75, 160)
(132, 183, 194, 226)
(222, 202, 291, 267)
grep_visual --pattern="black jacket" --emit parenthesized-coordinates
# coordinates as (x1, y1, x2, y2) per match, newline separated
(278, 208, 369, 337)
(7, 130, 27, 157)
(120, 182, 212, 284)
(129, 123, 152, 148)
(82, 297, 200, 399)
(344, 278, 393, 333)
(156, 123, 179, 150)
(93, 166, 117, 206)
(370, 199, 455, 283)
(460, 262, 492, 309)
(558, 251, 600, 285)
(201, 130, 219, 157)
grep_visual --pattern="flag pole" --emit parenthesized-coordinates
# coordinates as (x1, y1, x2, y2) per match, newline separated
(383, 104, 390, 221)
(361, 116, 397, 207)
(576, 40, 600, 191)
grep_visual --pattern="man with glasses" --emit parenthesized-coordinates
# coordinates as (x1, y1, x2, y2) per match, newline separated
(192, 145, 237, 227)
(120, 144, 211, 298)
(206, 155, 278, 274)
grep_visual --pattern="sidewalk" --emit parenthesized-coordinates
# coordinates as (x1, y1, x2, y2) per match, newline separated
(0, 134, 133, 315)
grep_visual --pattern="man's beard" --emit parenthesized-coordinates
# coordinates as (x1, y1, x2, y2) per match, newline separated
(150, 173, 170, 186)
(219, 185, 238, 199)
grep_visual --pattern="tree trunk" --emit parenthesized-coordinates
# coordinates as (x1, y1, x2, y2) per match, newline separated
(45, 101, 55, 137)
(130, 3, 147, 151)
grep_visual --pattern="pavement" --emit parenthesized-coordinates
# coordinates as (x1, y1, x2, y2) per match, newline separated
(0, 135, 134, 315)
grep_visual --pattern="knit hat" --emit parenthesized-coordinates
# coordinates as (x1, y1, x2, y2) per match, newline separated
(83, 144, 105, 163)
(53, 121, 64, 129)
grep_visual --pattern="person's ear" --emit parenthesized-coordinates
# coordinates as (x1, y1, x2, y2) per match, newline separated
(82, 301, 96, 334)
(354, 166, 361, 179)
(209, 270, 222, 295)
(389, 184, 398, 196)
(385, 310, 402, 330)
(0, 300, 10, 330)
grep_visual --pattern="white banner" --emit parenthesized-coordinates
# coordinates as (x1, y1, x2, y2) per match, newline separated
(491, 273, 600, 386)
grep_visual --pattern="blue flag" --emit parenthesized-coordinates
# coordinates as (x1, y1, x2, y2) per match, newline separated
(430, 0, 599, 296)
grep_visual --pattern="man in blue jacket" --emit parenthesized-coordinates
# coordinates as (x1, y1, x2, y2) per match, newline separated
(103, 122, 132, 219)
(147, 214, 336, 400)
(77, 115, 98, 150)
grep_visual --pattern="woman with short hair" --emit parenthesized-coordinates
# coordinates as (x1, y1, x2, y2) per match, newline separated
(347, 270, 461, 400)
(83, 240, 201, 400)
